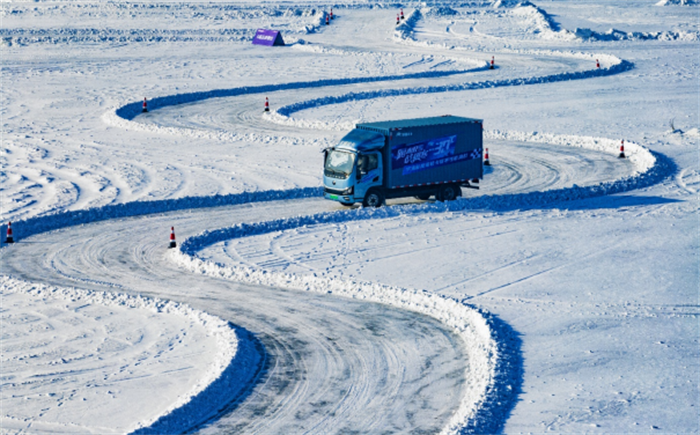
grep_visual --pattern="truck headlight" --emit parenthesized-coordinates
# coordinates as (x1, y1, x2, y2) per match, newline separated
(343, 187, 354, 195)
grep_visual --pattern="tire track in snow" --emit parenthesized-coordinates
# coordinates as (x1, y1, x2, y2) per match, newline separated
(1, 200, 473, 435)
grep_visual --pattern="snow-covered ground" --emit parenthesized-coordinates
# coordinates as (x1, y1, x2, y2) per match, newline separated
(1, 1, 698, 434)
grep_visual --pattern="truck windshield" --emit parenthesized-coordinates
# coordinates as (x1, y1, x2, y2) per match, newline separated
(325, 150, 356, 177)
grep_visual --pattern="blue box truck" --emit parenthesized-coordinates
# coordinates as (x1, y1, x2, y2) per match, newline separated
(323, 115, 483, 207)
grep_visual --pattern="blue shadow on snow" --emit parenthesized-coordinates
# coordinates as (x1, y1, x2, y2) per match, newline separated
(130, 324, 266, 435)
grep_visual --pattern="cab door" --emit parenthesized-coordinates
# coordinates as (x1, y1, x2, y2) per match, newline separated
(354, 152, 383, 199)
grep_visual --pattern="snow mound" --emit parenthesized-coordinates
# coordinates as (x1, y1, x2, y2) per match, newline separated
(394, 8, 422, 41)
(573, 27, 699, 41)
(685, 128, 700, 137)
(424, 6, 459, 17)
(656, 0, 697, 5)
(492, 0, 533, 8)
(511, 3, 576, 40)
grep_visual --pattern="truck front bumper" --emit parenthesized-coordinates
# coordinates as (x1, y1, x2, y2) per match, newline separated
(324, 187, 355, 203)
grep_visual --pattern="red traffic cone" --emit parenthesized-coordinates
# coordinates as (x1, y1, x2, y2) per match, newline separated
(169, 227, 177, 249)
(264, 97, 270, 112)
(619, 140, 626, 158)
(142, 97, 148, 113)
(5, 222, 14, 244)
(484, 148, 491, 166)
(396, 14, 400, 25)
(330, 8, 334, 20)
(326, 14, 329, 25)
(596, 59, 600, 68)
(489, 56, 495, 70)
(400, 8, 405, 20)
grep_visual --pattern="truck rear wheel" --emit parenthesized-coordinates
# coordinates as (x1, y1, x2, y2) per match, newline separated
(436, 184, 461, 202)
(363, 189, 385, 208)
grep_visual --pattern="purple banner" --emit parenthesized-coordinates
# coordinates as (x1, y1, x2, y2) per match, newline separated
(392, 135, 481, 175)
(401, 149, 482, 175)
(252, 29, 285, 46)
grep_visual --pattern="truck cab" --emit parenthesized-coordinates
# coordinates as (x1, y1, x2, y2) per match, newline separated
(323, 129, 385, 206)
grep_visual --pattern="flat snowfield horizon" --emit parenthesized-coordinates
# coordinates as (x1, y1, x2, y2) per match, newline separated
(1, 1, 698, 434)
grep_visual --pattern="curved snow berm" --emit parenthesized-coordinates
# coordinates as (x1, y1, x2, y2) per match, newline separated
(0, 130, 671, 245)
(108, 67, 485, 124)
(0, 187, 320, 245)
(172, 135, 670, 434)
(172, 238, 503, 435)
(271, 54, 633, 128)
(0, 275, 257, 435)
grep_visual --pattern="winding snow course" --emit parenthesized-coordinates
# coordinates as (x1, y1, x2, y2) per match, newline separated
(0, 3, 679, 434)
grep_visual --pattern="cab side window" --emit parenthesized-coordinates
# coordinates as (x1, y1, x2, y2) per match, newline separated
(366, 154, 378, 172)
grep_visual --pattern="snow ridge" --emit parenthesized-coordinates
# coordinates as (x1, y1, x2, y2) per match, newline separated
(1, 28, 254, 46)
(394, 8, 423, 41)
(512, 2, 699, 41)
(172, 135, 669, 434)
(573, 27, 699, 42)
(0, 187, 322, 245)
(108, 67, 484, 124)
(0, 129, 667, 244)
(271, 55, 633, 128)
(171, 242, 500, 435)
(0, 275, 249, 435)
(178, 136, 665, 261)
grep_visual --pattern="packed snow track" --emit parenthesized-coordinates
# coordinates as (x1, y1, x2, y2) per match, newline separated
(1, 200, 471, 434)
(2, 1, 691, 434)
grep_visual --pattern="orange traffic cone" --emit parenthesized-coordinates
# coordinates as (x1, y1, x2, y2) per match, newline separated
(489, 56, 495, 70)
(619, 140, 626, 159)
(5, 222, 14, 244)
(264, 97, 270, 112)
(484, 148, 491, 166)
(169, 227, 177, 249)
(142, 97, 148, 113)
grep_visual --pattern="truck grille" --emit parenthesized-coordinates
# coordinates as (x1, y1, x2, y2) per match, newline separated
(324, 187, 346, 195)
(324, 170, 348, 179)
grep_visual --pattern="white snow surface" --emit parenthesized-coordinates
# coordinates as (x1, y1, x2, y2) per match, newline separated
(0, 276, 238, 434)
(1, 1, 698, 434)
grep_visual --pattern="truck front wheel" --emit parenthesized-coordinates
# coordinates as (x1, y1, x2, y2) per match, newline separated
(436, 184, 461, 202)
(363, 189, 385, 208)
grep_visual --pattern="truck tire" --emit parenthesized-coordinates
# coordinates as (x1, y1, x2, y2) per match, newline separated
(436, 184, 461, 202)
(363, 189, 385, 208)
